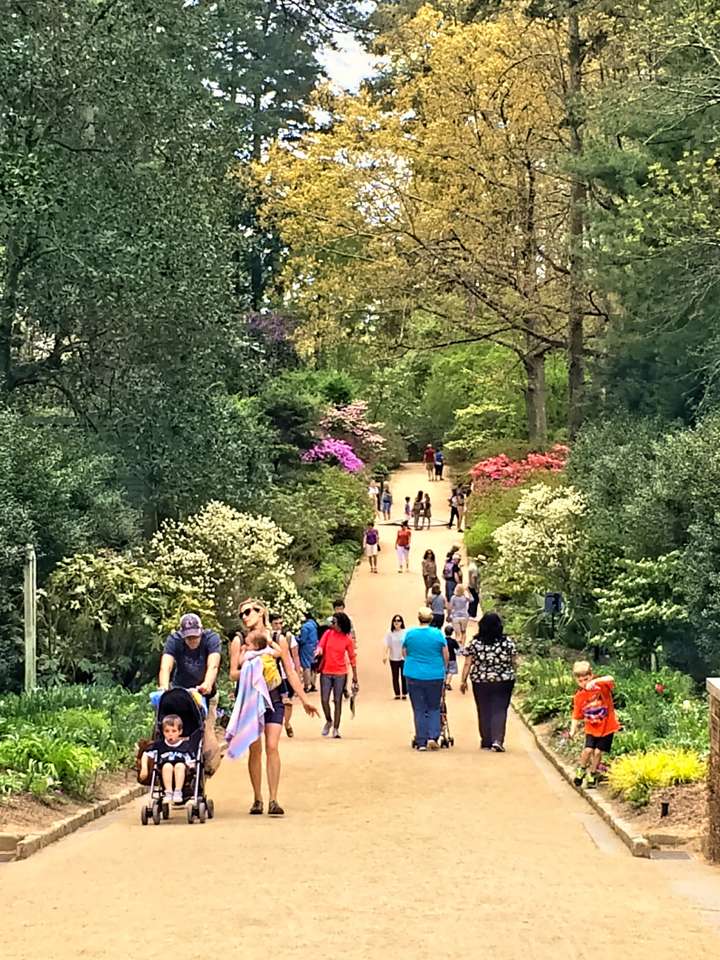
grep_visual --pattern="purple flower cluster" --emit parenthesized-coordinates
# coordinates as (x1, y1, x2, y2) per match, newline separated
(301, 438, 365, 473)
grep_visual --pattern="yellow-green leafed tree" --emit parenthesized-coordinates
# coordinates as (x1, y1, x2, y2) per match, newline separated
(260, 6, 584, 442)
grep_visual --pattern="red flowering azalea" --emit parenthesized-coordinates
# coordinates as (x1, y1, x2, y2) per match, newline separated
(470, 444, 569, 490)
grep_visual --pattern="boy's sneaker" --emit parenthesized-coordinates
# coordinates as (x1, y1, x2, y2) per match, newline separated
(586, 773, 598, 789)
(164, 790, 173, 804)
(172, 789, 183, 804)
(573, 767, 586, 787)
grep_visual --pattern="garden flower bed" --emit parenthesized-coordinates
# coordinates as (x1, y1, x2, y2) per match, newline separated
(515, 657, 709, 851)
(0, 686, 153, 817)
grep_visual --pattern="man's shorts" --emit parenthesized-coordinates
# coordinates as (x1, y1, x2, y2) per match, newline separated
(584, 732, 614, 752)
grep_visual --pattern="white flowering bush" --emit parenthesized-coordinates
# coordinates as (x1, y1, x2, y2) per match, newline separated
(492, 483, 587, 594)
(149, 501, 307, 629)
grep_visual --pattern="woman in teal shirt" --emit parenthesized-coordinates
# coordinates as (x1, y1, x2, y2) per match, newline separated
(402, 607, 449, 750)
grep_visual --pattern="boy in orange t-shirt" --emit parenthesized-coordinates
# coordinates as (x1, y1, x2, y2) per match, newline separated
(569, 660, 620, 789)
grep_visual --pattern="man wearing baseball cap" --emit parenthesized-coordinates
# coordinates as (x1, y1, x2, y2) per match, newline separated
(159, 613, 222, 773)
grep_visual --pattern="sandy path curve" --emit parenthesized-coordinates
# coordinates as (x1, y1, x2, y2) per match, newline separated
(2, 463, 719, 959)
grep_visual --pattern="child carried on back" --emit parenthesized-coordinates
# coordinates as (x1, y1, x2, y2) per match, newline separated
(140, 714, 196, 805)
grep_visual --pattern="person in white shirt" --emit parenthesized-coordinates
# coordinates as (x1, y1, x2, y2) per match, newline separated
(382, 614, 407, 699)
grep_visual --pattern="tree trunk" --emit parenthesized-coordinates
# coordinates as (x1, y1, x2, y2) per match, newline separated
(567, 7, 587, 438)
(524, 350, 548, 447)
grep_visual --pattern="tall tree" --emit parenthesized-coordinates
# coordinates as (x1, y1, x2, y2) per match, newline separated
(263, 7, 594, 442)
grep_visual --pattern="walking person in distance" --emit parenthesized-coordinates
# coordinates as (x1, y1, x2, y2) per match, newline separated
(422, 549, 437, 594)
(363, 520, 380, 574)
(395, 520, 412, 573)
(412, 490, 424, 530)
(429, 582, 447, 629)
(423, 444, 435, 481)
(422, 492, 432, 529)
(460, 612, 517, 752)
(383, 614, 407, 700)
(381, 483, 393, 521)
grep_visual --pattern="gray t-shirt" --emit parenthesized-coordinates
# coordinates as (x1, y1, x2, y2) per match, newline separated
(450, 595, 469, 619)
(430, 594, 446, 615)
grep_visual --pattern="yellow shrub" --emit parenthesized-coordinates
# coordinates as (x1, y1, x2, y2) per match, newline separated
(608, 749, 707, 807)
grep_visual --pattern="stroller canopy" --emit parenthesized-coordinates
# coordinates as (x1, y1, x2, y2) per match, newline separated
(156, 687, 206, 738)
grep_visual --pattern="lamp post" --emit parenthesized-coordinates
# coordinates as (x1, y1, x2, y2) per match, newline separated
(24, 543, 37, 693)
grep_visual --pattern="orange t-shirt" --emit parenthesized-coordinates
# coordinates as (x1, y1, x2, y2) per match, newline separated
(396, 528, 411, 548)
(572, 680, 620, 737)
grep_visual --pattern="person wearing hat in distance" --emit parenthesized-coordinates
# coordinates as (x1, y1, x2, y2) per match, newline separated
(159, 613, 222, 775)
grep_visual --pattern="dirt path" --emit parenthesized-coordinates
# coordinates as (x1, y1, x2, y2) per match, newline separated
(2, 463, 720, 959)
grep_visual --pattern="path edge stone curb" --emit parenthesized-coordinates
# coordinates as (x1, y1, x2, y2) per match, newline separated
(512, 704, 652, 859)
(2, 783, 144, 862)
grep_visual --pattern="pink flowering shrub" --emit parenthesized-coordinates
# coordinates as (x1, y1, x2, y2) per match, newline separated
(319, 401, 386, 462)
(301, 439, 365, 473)
(471, 444, 569, 491)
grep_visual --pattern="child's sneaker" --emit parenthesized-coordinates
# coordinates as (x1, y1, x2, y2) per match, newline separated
(586, 773, 598, 789)
(172, 789, 183, 804)
(164, 790, 173, 804)
(573, 767, 586, 787)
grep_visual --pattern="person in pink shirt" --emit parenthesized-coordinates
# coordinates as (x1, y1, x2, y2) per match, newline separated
(315, 612, 358, 739)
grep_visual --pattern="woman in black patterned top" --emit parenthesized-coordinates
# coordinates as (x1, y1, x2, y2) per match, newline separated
(460, 612, 517, 752)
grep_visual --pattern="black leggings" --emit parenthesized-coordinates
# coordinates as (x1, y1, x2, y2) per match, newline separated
(471, 680, 515, 748)
(389, 659, 407, 696)
(321, 674, 346, 729)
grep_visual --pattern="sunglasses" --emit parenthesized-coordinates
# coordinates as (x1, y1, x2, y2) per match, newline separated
(241, 606, 261, 618)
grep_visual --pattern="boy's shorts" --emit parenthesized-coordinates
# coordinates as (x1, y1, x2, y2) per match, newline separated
(585, 732, 614, 752)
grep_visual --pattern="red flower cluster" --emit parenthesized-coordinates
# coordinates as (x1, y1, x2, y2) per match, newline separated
(470, 444, 569, 489)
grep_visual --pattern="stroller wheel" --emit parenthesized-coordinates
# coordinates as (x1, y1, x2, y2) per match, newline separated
(197, 801, 207, 824)
(187, 805, 195, 825)
(162, 803, 170, 820)
(151, 802, 161, 826)
(206, 798, 215, 820)
(140, 806, 149, 826)
(449, 738, 455, 747)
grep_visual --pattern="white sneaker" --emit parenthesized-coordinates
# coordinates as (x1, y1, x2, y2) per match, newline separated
(164, 790, 173, 803)
(322, 722, 331, 737)
(332, 729, 341, 739)
(427, 739, 439, 751)
(172, 789, 183, 804)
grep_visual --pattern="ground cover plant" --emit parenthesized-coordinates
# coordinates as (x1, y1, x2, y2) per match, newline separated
(0, 686, 153, 800)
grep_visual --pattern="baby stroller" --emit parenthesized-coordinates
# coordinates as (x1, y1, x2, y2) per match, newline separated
(410, 684, 455, 749)
(140, 687, 215, 826)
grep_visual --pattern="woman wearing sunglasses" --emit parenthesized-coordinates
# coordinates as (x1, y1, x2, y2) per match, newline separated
(229, 599, 318, 816)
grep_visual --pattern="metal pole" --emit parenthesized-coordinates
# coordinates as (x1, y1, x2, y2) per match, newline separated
(24, 543, 37, 694)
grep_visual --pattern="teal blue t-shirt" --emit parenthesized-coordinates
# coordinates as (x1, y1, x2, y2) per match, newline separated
(402, 626, 446, 681)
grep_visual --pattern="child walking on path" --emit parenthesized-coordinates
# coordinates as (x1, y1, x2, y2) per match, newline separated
(444, 624, 460, 690)
(570, 661, 620, 789)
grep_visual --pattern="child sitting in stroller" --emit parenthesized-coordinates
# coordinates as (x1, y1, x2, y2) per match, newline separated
(140, 714, 196, 805)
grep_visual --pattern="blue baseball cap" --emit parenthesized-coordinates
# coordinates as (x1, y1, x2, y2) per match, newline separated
(179, 613, 202, 637)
